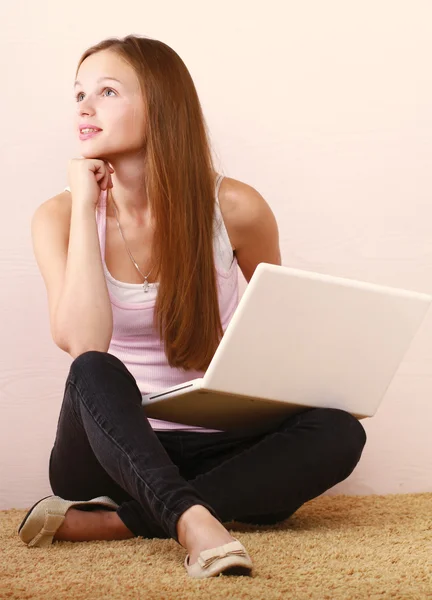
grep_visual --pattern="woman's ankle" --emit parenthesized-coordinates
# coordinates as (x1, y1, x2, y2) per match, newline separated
(176, 504, 235, 562)
(104, 510, 135, 540)
(176, 505, 210, 545)
(54, 508, 134, 542)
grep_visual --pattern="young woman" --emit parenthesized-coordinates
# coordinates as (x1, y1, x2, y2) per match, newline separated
(19, 35, 367, 579)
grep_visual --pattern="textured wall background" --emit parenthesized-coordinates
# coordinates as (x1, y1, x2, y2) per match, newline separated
(1, 0, 431, 509)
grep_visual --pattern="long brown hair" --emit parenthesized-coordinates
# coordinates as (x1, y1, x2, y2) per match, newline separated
(76, 35, 224, 371)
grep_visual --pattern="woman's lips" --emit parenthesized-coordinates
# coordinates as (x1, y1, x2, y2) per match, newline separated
(79, 130, 102, 141)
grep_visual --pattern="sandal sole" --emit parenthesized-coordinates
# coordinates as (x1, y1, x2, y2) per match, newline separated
(220, 565, 253, 577)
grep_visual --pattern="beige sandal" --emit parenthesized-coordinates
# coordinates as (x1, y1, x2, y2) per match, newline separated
(184, 539, 253, 579)
(18, 494, 119, 548)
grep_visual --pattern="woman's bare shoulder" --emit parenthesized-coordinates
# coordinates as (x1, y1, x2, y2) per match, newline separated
(44, 190, 72, 215)
(218, 175, 266, 215)
(218, 176, 272, 250)
(33, 190, 72, 234)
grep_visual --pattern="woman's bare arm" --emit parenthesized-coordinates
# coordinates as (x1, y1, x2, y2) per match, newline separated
(31, 192, 113, 357)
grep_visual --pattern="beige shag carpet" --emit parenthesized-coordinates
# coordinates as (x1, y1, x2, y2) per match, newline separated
(1, 493, 431, 600)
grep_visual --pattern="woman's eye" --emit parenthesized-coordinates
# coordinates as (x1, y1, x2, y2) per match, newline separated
(75, 88, 116, 102)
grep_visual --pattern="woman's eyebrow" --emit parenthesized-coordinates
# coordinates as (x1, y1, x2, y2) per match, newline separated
(74, 76, 122, 88)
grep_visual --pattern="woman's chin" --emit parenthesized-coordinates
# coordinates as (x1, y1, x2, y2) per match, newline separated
(80, 149, 106, 160)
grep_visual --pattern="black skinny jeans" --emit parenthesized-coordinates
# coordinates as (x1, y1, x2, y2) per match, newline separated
(49, 351, 367, 543)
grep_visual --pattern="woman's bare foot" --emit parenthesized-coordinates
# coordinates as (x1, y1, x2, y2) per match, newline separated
(53, 508, 135, 542)
(176, 505, 237, 565)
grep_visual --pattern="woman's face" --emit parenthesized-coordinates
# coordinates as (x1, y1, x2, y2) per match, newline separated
(74, 50, 147, 159)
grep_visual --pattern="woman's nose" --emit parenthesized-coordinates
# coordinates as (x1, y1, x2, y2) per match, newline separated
(77, 97, 96, 117)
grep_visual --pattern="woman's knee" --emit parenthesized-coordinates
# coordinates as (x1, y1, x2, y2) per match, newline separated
(66, 350, 144, 413)
(70, 350, 118, 375)
(312, 407, 367, 464)
(290, 407, 367, 461)
(66, 351, 111, 397)
(69, 351, 137, 390)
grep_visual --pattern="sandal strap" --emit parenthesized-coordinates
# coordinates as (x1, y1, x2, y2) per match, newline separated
(28, 512, 65, 548)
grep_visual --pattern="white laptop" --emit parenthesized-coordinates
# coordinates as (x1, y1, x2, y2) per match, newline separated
(141, 263, 432, 430)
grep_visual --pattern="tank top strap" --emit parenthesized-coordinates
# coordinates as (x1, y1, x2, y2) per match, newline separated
(215, 173, 224, 203)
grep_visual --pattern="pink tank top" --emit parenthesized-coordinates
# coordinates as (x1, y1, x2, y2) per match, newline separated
(94, 175, 239, 432)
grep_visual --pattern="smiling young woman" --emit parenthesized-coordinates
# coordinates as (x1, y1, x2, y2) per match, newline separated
(24, 34, 366, 579)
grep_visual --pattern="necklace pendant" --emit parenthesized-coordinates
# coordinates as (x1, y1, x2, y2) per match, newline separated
(143, 279, 150, 293)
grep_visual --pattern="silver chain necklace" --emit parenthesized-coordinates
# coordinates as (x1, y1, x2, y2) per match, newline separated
(110, 193, 155, 293)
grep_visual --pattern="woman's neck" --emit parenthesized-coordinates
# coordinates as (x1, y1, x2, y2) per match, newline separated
(106, 188, 152, 227)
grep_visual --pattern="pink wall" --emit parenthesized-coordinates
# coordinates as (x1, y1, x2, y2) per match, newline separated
(1, 2, 432, 510)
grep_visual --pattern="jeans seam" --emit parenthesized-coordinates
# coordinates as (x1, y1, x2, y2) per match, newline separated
(68, 380, 180, 528)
